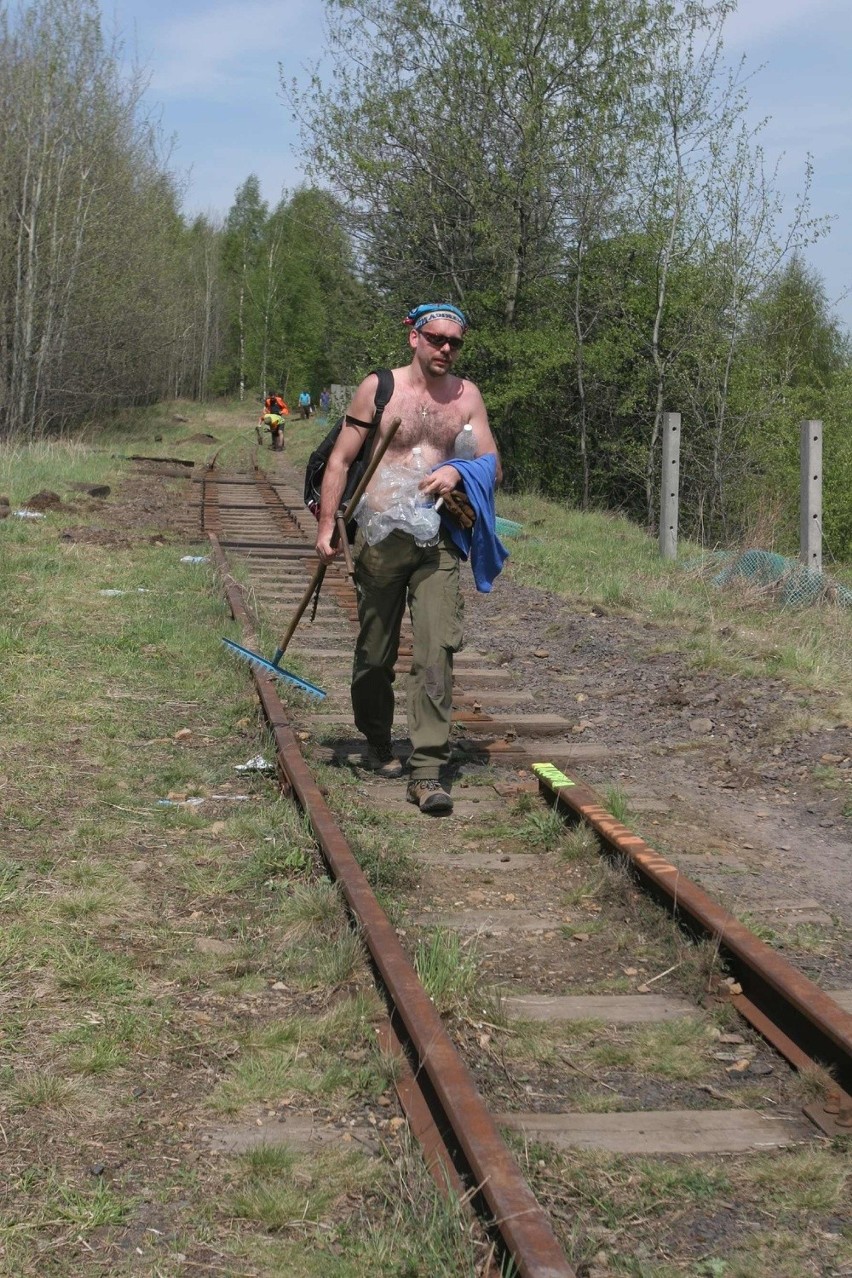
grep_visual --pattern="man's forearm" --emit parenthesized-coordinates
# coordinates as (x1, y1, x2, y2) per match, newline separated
(317, 455, 350, 539)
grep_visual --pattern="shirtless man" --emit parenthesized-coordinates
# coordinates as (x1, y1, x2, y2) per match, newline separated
(315, 302, 501, 813)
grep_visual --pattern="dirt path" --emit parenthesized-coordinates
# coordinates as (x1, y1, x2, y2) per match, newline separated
(464, 577, 852, 984)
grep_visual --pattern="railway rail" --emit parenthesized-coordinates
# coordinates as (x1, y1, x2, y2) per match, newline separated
(192, 445, 852, 1276)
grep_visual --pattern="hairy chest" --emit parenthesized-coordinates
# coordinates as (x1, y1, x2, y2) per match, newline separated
(385, 385, 467, 455)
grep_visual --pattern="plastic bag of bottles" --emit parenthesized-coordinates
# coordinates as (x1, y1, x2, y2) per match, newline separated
(355, 449, 440, 546)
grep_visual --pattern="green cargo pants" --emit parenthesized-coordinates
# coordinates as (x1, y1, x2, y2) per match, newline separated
(351, 527, 463, 779)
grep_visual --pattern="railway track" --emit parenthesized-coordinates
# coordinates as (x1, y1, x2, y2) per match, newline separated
(193, 445, 852, 1275)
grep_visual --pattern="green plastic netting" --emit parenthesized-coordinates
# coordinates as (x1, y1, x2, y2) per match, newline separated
(680, 549, 852, 609)
(495, 516, 524, 538)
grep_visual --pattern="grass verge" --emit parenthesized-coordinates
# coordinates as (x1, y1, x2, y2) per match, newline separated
(496, 491, 852, 721)
(0, 403, 494, 1275)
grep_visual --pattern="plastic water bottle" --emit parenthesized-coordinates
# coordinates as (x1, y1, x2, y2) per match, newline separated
(409, 447, 440, 546)
(453, 423, 476, 459)
(411, 447, 432, 513)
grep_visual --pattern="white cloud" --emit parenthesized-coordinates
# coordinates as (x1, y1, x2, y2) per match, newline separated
(145, 0, 317, 98)
(724, 0, 850, 49)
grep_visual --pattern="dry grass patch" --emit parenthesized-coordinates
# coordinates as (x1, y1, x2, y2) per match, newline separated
(210, 994, 391, 1115)
(230, 1143, 374, 1232)
(414, 928, 480, 1017)
(279, 879, 346, 940)
(512, 1140, 852, 1277)
(742, 1146, 848, 1212)
(0, 1168, 132, 1273)
(559, 820, 600, 861)
(7, 1069, 87, 1114)
(588, 1016, 718, 1080)
(493, 1010, 721, 1089)
(223, 1138, 491, 1275)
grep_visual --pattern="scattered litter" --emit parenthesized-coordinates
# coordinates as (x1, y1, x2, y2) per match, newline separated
(157, 794, 252, 807)
(14, 509, 45, 519)
(235, 755, 276, 774)
(98, 588, 151, 596)
(181, 555, 210, 564)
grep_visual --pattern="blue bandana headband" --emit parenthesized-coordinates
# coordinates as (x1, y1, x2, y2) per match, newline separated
(404, 302, 468, 333)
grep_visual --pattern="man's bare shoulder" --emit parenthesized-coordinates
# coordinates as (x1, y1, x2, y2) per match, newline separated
(353, 370, 379, 393)
(353, 365, 409, 395)
(356, 365, 408, 381)
(347, 371, 384, 419)
(457, 377, 485, 410)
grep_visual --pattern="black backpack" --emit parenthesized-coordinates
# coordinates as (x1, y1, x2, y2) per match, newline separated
(304, 368, 394, 518)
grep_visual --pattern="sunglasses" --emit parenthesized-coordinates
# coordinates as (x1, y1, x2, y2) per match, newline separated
(418, 330, 464, 352)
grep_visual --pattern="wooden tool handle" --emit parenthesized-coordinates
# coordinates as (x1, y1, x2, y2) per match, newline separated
(335, 513, 356, 578)
(272, 562, 326, 664)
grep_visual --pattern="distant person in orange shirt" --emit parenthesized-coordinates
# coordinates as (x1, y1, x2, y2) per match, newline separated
(259, 393, 289, 450)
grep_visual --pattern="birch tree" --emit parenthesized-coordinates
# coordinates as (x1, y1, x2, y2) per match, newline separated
(0, 0, 220, 437)
(222, 177, 267, 401)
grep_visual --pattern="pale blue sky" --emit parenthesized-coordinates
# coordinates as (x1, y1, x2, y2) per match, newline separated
(107, 0, 852, 329)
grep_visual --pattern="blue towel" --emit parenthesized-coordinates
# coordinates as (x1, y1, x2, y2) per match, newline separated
(436, 454, 509, 593)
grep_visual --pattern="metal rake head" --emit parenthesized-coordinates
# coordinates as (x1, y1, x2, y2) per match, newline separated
(221, 638, 326, 699)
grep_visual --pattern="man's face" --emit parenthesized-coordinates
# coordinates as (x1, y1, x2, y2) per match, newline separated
(411, 322, 465, 376)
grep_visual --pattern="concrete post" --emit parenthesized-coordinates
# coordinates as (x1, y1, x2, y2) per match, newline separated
(659, 412, 681, 560)
(330, 384, 355, 421)
(800, 419, 822, 572)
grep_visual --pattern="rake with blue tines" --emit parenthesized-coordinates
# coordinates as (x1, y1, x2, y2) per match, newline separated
(223, 416, 401, 697)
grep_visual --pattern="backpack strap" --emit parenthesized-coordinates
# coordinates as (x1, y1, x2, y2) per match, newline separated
(351, 368, 394, 484)
(343, 368, 393, 430)
(371, 368, 394, 424)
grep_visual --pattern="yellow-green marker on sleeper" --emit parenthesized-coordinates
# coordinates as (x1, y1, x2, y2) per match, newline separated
(533, 763, 576, 788)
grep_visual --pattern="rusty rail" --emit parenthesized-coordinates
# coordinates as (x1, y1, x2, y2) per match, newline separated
(535, 768, 852, 1120)
(209, 529, 575, 1278)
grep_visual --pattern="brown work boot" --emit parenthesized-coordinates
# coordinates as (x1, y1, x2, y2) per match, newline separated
(363, 742, 403, 779)
(407, 778, 453, 814)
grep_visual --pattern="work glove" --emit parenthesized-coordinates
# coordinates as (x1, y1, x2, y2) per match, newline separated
(439, 487, 476, 530)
